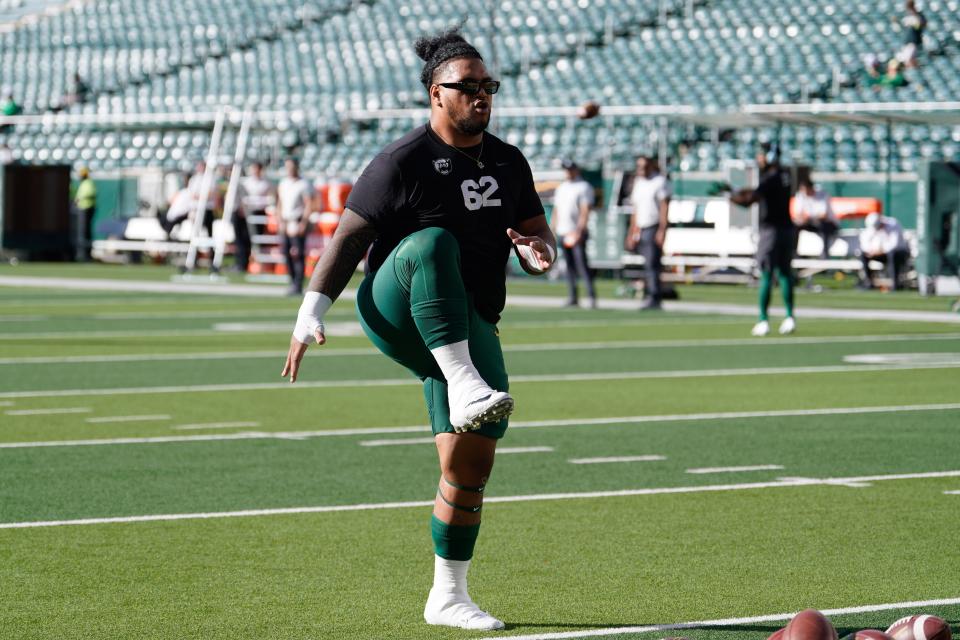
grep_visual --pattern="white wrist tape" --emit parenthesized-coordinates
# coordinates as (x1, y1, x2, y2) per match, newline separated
(293, 291, 333, 344)
(516, 242, 556, 273)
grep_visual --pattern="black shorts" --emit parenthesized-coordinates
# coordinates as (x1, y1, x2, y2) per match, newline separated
(757, 226, 796, 273)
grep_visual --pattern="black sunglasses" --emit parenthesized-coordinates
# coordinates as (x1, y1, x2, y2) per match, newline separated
(437, 79, 501, 95)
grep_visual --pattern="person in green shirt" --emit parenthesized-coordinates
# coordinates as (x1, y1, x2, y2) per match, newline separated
(879, 59, 908, 88)
(74, 167, 97, 260)
(1, 93, 21, 133)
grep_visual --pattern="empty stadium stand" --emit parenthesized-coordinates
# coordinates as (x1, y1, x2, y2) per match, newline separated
(0, 0, 958, 175)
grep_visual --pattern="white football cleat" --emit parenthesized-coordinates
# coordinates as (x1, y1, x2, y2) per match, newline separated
(449, 390, 514, 432)
(424, 590, 505, 631)
(751, 320, 770, 337)
(779, 316, 796, 335)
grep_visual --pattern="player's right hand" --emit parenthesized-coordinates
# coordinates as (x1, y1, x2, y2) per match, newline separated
(281, 329, 325, 383)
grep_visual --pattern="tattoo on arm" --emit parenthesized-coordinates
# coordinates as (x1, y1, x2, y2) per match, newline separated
(305, 209, 377, 300)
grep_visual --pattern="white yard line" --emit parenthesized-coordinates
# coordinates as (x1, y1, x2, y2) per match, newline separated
(687, 465, 785, 474)
(4, 333, 960, 366)
(0, 315, 47, 322)
(569, 456, 667, 465)
(0, 470, 956, 530)
(0, 349, 365, 365)
(4, 407, 91, 416)
(496, 446, 554, 454)
(478, 597, 960, 640)
(0, 329, 255, 341)
(2, 402, 959, 449)
(0, 401, 13, 407)
(358, 438, 552, 453)
(171, 422, 261, 431)
(944, 490, 960, 495)
(360, 437, 437, 447)
(3, 362, 960, 400)
(85, 415, 171, 424)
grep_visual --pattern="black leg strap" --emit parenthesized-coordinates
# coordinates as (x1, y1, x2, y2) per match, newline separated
(443, 476, 485, 493)
(436, 490, 483, 514)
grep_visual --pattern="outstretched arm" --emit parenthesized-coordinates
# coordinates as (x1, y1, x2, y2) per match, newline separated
(281, 209, 377, 382)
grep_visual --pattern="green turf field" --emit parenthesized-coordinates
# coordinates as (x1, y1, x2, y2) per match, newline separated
(1, 270, 958, 639)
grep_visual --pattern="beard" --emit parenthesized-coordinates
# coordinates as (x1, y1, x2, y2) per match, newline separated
(451, 108, 490, 136)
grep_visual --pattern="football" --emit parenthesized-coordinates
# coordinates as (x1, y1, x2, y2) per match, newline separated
(886, 615, 951, 640)
(577, 100, 601, 120)
(841, 631, 895, 640)
(773, 609, 839, 640)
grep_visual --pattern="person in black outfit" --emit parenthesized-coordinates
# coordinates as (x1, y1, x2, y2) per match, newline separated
(728, 144, 797, 336)
(280, 27, 556, 632)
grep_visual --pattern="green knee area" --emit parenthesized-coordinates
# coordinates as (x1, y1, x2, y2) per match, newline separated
(395, 227, 468, 349)
(431, 515, 481, 561)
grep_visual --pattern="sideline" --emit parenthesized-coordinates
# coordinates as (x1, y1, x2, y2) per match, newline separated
(2, 275, 958, 323)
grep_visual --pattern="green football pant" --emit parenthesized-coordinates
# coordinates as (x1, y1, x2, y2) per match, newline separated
(355, 227, 510, 439)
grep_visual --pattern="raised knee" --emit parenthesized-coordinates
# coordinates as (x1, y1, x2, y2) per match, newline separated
(402, 227, 460, 262)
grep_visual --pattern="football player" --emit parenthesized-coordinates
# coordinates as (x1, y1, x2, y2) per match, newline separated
(281, 27, 556, 631)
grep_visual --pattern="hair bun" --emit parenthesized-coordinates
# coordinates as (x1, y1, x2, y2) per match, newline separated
(414, 27, 467, 62)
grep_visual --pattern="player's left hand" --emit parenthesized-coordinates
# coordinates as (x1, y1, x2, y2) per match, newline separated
(507, 228, 554, 272)
(655, 227, 666, 248)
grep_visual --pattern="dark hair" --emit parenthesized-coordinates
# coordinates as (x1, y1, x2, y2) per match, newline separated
(414, 26, 483, 90)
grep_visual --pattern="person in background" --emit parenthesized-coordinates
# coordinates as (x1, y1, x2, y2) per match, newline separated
(187, 161, 219, 238)
(880, 59, 908, 88)
(894, 0, 927, 68)
(858, 212, 909, 291)
(1, 92, 21, 133)
(727, 143, 797, 336)
(793, 177, 838, 258)
(215, 163, 251, 273)
(277, 158, 313, 295)
(163, 173, 195, 238)
(862, 54, 884, 87)
(74, 167, 97, 260)
(242, 161, 274, 237)
(626, 155, 671, 311)
(552, 159, 597, 308)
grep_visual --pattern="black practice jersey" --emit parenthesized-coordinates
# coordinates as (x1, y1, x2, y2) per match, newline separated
(345, 123, 545, 323)
(755, 167, 793, 228)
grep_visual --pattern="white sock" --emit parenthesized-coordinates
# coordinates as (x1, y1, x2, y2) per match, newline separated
(429, 340, 490, 400)
(432, 555, 470, 597)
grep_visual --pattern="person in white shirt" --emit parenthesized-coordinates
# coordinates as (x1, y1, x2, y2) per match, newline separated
(552, 159, 597, 307)
(163, 173, 195, 237)
(241, 161, 274, 235)
(234, 161, 274, 272)
(794, 177, 838, 258)
(186, 160, 220, 238)
(859, 212, 909, 290)
(278, 158, 314, 294)
(626, 156, 671, 310)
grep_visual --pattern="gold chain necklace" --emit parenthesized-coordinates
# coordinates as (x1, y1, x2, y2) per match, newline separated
(431, 128, 485, 169)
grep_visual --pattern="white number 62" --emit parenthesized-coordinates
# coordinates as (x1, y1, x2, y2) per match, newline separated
(460, 177, 502, 211)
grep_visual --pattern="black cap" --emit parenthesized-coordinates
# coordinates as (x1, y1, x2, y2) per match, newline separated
(561, 159, 578, 170)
